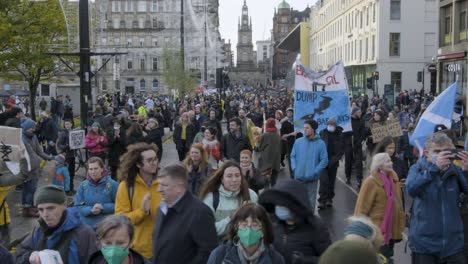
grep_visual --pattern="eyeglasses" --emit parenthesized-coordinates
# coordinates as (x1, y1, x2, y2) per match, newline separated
(238, 220, 262, 230)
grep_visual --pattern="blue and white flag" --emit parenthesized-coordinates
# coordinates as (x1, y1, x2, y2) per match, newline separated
(410, 82, 458, 153)
(294, 61, 352, 132)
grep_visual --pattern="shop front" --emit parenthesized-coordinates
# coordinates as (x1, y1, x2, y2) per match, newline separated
(438, 51, 467, 95)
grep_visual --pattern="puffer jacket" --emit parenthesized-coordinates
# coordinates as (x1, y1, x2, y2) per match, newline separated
(85, 133, 108, 155)
(259, 179, 332, 264)
(406, 158, 468, 258)
(75, 176, 118, 229)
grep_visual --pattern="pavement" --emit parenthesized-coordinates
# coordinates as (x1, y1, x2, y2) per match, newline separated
(7, 127, 412, 263)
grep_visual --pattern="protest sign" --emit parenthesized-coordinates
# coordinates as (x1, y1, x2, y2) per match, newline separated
(370, 120, 403, 143)
(294, 60, 351, 132)
(69, 130, 85, 150)
(0, 126, 31, 173)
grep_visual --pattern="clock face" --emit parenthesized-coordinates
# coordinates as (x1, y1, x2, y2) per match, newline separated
(243, 10, 247, 15)
(243, 19, 248, 24)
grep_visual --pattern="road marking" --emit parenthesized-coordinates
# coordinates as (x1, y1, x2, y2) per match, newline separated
(336, 175, 359, 196)
(163, 135, 173, 144)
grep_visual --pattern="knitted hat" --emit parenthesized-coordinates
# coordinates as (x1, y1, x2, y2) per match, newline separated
(34, 185, 67, 206)
(54, 154, 65, 165)
(319, 240, 379, 264)
(351, 106, 361, 116)
(327, 118, 338, 126)
(92, 122, 101, 128)
(21, 119, 36, 131)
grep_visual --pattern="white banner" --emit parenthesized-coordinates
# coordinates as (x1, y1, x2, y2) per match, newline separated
(69, 130, 85, 150)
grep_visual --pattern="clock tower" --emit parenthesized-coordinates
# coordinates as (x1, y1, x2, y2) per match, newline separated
(236, 0, 255, 69)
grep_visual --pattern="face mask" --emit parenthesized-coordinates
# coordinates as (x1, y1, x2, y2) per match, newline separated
(431, 154, 438, 164)
(101, 245, 129, 264)
(327, 125, 336, 133)
(275, 206, 293, 221)
(237, 227, 263, 247)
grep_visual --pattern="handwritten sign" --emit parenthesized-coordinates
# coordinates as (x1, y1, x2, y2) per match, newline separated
(0, 126, 31, 173)
(370, 120, 403, 143)
(69, 130, 85, 150)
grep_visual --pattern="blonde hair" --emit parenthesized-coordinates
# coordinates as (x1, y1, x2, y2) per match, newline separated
(370, 152, 390, 174)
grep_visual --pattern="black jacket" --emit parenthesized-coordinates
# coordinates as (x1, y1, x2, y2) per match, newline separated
(204, 119, 223, 141)
(152, 191, 218, 264)
(88, 248, 145, 264)
(173, 122, 196, 149)
(319, 127, 345, 167)
(220, 132, 252, 162)
(57, 129, 75, 159)
(106, 126, 126, 166)
(36, 117, 58, 142)
(343, 117, 366, 148)
(145, 128, 163, 160)
(207, 242, 285, 264)
(259, 180, 332, 264)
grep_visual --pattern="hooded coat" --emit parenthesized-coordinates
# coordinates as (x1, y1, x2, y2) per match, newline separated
(259, 180, 332, 264)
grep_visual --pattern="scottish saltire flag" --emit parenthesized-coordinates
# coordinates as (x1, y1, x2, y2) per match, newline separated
(294, 61, 352, 132)
(410, 82, 458, 153)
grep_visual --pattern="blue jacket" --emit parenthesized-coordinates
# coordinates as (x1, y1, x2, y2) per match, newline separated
(75, 176, 118, 228)
(290, 135, 328, 181)
(52, 165, 70, 192)
(15, 208, 98, 264)
(406, 158, 468, 257)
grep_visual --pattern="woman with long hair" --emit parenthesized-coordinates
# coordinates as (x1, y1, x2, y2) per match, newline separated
(207, 203, 285, 264)
(173, 112, 196, 161)
(183, 144, 212, 195)
(85, 122, 108, 161)
(199, 161, 258, 239)
(354, 152, 406, 263)
(201, 126, 221, 170)
(125, 122, 146, 147)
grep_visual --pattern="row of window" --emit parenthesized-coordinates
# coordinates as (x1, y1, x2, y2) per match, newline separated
(442, 0, 468, 45)
(101, 79, 159, 92)
(109, 18, 166, 30)
(111, 0, 177, 13)
(101, 36, 178, 47)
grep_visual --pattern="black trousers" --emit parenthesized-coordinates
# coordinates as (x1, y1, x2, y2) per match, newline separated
(177, 140, 187, 161)
(411, 252, 465, 264)
(344, 143, 363, 182)
(65, 156, 75, 191)
(318, 164, 339, 204)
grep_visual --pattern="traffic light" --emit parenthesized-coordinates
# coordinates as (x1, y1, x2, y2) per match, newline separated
(366, 77, 374, 89)
(215, 68, 223, 88)
(373, 71, 379, 80)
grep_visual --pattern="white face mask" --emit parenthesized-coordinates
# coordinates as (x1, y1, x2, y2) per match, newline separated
(327, 125, 336, 132)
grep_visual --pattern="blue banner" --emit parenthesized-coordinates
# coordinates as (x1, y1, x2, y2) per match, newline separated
(294, 90, 351, 132)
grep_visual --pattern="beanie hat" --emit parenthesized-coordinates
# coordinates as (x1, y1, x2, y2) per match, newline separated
(92, 122, 101, 128)
(327, 118, 338, 126)
(319, 240, 379, 264)
(351, 106, 361, 116)
(34, 185, 67, 206)
(21, 119, 36, 131)
(54, 154, 65, 165)
(344, 220, 374, 239)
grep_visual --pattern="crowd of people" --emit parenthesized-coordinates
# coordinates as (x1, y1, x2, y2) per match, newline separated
(0, 88, 465, 264)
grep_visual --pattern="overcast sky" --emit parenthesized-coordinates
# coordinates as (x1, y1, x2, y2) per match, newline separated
(218, 0, 317, 57)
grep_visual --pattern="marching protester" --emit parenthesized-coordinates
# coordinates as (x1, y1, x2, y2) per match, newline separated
(144, 118, 163, 160)
(343, 106, 366, 188)
(115, 143, 162, 260)
(290, 119, 328, 211)
(56, 119, 76, 194)
(183, 144, 212, 195)
(239, 149, 266, 194)
(15, 185, 98, 264)
(200, 126, 221, 170)
(152, 164, 217, 264)
(259, 179, 332, 263)
(318, 118, 344, 209)
(221, 117, 252, 162)
(75, 157, 118, 229)
(107, 118, 127, 180)
(173, 112, 196, 161)
(255, 118, 281, 187)
(207, 203, 285, 264)
(406, 132, 468, 264)
(354, 152, 406, 263)
(88, 215, 146, 264)
(36, 111, 58, 155)
(280, 107, 297, 177)
(85, 122, 109, 161)
(199, 161, 258, 239)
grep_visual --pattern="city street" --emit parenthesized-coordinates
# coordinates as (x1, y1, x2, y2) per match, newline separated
(7, 129, 411, 263)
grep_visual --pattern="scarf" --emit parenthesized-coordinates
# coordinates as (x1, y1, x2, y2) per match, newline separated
(236, 241, 266, 264)
(379, 171, 395, 244)
(202, 138, 218, 148)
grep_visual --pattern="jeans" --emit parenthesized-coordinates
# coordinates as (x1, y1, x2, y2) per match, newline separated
(303, 180, 319, 211)
(22, 178, 38, 207)
(411, 252, 465, 264)
(318, 164, 338, 204)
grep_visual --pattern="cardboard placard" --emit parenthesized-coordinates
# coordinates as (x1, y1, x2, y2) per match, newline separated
(370, 120, 403, 143)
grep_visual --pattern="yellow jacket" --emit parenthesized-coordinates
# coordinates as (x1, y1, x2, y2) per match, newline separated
(0, 186, 14, 226)
(115, 175, 162, 259)
(137, 106, 148, 118)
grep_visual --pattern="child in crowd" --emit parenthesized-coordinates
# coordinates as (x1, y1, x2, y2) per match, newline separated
(51, 154, 70, 193)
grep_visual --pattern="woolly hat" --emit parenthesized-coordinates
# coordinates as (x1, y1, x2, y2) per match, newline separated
(34, 185, 67, 206)
(318, 240, 379, 264)
(351, 106, 361, 116)
(91, 122, 101, 128)
(21, 119, 36, 131)
(327, 118, 338, 126)
(54, 154, 65, 165)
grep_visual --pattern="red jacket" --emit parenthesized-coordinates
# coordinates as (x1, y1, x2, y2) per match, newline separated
(85, 133, 108, 154)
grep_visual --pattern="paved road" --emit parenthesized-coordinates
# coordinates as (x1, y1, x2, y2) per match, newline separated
(7, 132, 412, 263)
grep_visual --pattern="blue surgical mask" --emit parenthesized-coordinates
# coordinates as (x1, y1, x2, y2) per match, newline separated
(275, 206, 293, 221)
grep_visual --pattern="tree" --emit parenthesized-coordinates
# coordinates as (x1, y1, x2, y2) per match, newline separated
(161, 47, 197, 98)
(0, 0, 67, 121)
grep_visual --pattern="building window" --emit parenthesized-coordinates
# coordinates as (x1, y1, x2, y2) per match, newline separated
(444, 5, 452, 45)
(152, 79, 159, 90)
(359, 39, 362, 61)
(115, 57, 120, 64)
(390, 0, 401, 20)
(120, 20, 126, 28)
(460, 2, 467, 41)
(152, 0, 157, 12)
(137, 1, 146, 12)
(373, 3, 376, 22)
(281, 17, 287, 23)
(114, 37, 120, 45)
(41, 84, 50, 96)
(152, 38, 158, 46)
(391, 72, 402, 92)
(389, 33, 400, 56)
(127, 59, 133, 70)
(127, 38, 132, 46)
(140, 38, 145, 46)
(101, 58, 107, 71)
(140, 59, 145, 70)
(140, 79, 146, 91)
(125, 1, 134, 12)
(365, 37, 368, 60)
(102, 79, 107, 91)
(366, 6, 369, 25)
(152, 58, 158, 71)
(372, 35, 375, 59)
(115, 80, 120, 91)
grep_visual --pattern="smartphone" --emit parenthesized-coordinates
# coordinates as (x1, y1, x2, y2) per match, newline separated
(443, 148, 462, 160)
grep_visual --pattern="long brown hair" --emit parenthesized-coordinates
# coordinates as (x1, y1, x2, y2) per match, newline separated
(126, 122, 143, 138)
(183, 144, 209, 172)
(117, 142, 159, 187)
(199, 160, 250, 201)
(225, 203, 274, 244)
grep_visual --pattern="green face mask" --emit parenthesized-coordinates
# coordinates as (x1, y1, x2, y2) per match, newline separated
(101, 245, 129, 264)
(237, 227, 263, 247)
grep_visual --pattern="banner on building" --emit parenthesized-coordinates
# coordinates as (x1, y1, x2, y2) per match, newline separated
(69, 130, 85, 150)
(294, 61, 352, 132)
